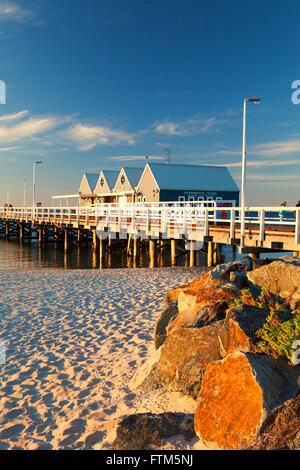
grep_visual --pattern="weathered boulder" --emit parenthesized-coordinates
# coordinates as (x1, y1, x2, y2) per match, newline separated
(112, 412, 195, 450)
(247, 257, 300, 307)
(194, 352, 300, 450)
(156, 321, 223, 398)
(154, 304, 178, 350)
(167, 273, 237, 333)
(210, 256, 252, 281)
(218, 304, 270, 358)
(164, 285, 188, 305)
(129, 347, 163, 393)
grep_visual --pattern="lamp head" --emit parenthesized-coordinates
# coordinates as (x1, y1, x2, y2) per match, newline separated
(246, 97, 261, 103)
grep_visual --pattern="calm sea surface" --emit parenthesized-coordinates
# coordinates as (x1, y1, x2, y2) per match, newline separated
(0, 238, 292, 270)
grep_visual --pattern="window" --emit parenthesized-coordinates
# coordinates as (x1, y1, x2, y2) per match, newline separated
(197, 197, 204, 201)
(216, 197, 223, 201)
(100, 177, 105, 187)
(120, 175, 125, 186)
(143, 196, 147, 202)
(188, 196, 195, 202)
(178, 196, 185, 201)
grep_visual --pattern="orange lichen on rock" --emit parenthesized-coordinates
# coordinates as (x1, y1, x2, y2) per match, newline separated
(167, 274, 236, 333)
(157, 322, 223, 398)
(194, 353, 263, 450)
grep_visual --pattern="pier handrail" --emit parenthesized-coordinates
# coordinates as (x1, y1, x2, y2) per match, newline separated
(0, 204, 299, 245)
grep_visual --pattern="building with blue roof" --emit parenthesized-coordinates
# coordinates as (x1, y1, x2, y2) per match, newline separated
(136, 162, 239, 204)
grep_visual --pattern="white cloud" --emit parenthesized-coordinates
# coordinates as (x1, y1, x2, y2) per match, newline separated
(0, 110, 29, 121)
(252, 139, 300, 156)
(0, 1, 33, 22)
(0, 114, 69, 144)
(153, 116, 224, 136)
(63, 123, 135, 150)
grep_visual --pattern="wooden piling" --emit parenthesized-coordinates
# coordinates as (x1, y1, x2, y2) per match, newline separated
(207, 241, 214, 267)
(64, 229, 68, 252)
(92, 229, 99, 251)
(133, 237, 138, 260)
(189, 240, 195, 267)
(38, 226, 43, 245)
(149, 239, 155, 268)
(171, 239, 176, 266)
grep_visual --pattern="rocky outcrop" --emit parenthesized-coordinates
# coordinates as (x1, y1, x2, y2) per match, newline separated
(247, 257, 300, 308)
(154, 304, 178, 349)
(127, 255, 300, 451)
(164, 285, 188, 305)
(218, 304, 270, 357)
(167, 273, 237, 333)
(156, 322, 223, 398)
(112, 412, 195, 450)
(194, 352, 300, 450)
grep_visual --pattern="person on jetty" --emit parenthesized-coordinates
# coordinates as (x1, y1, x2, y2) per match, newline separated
(279, 201, 287, 222)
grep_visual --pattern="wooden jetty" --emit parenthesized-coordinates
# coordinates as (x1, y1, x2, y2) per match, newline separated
(0, 202, 299, 267)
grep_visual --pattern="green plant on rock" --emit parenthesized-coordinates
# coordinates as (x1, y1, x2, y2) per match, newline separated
(230, 280, 299, 365)
(256, 312, 300, 365)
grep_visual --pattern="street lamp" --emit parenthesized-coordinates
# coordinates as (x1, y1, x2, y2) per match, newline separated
(241, 97, 261, 243)
(33, 161, 43, 209)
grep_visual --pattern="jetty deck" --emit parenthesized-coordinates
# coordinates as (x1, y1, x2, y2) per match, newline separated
(0, 203, 299, 266)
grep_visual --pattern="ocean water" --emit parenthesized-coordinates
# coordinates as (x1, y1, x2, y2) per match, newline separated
(0, 238, 292, 270)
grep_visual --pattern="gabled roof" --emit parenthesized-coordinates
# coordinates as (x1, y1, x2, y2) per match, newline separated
(78, 173, 99, 195)
(121, 167, 144, 188)
(146, 163, 239, 192)
(102, 170, 119, 188)
(85, 173, 99, 192)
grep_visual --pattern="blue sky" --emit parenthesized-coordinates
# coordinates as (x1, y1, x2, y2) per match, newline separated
(0, 0, 299, 205)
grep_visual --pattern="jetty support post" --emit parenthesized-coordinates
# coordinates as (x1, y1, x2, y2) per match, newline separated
(171, 239, 176, 266)
(189, 240, 195, 267)
(19, 223, 24, 242)
(92, 228, 99, 252)
(5, 222, 9, 239)
(64, 228, 69, 252)
(133, 236, 138, 261)
(149, 239, 156, 268)
(207, 241, 214, 267)
(38, 226, 43, 245)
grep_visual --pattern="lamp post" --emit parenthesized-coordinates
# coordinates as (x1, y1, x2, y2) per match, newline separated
(33, 161, 42, 214)
(241, 97, 261, 243)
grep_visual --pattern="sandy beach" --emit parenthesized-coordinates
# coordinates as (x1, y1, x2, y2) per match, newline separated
(0, 266, 208, 450)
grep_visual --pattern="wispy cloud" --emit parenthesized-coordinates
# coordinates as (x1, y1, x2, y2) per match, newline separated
(0, 110, 29, 121)
(62, 123, 136, 151)
(109, 155, 165, 162)
(225, 158, 300, 168)
(0, 1, 34, 22)
(153, 116, 226, 136)
(0, 113, 70, 144)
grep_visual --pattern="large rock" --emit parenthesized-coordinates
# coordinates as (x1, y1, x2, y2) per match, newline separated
(210, 257, 252, 281)
(156, 321, 223, 398)
(164, 285, 188, 305)
(194, 352, 300, 450)
(154, 304, 178, 350)
(129, 347, 163, 393)
(167, 273, 237, 333)
(247, 257, 300, 307)
(218, 304, 270, 358)
(112, 412, 195, 450)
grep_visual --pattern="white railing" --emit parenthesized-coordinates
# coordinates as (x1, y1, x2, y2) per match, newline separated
(0, 204, 299, 245)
